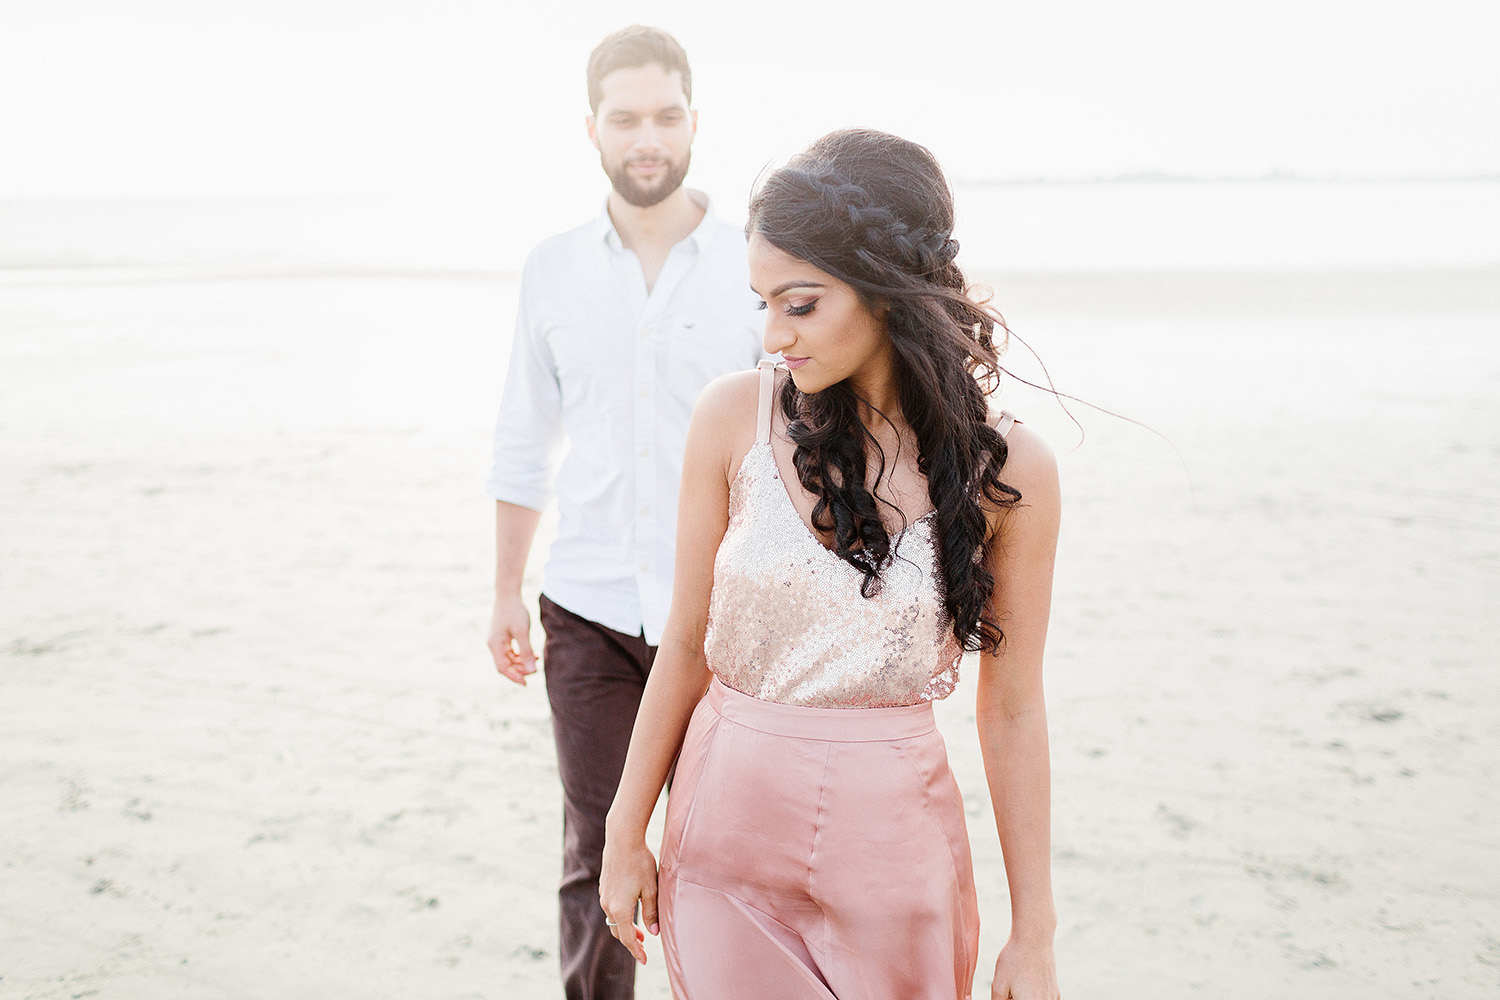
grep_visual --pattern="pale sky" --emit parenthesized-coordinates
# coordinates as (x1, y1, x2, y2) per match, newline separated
(2, 0, 1496, 205)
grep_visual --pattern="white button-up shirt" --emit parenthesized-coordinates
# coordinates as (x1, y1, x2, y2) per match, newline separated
(487, 196, 765, 644)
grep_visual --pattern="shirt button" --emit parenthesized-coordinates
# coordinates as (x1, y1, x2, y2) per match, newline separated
(639, 562, 651, 573)
(639, 447, 650, 457)
(639, 506, 651, 516)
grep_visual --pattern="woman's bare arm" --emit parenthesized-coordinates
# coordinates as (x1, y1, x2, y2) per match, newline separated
(977, 422, 1063, 999)
(598, 370, 760, 963)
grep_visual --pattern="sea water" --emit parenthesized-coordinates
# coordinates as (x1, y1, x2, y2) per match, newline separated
(2, 179, 1497, 275)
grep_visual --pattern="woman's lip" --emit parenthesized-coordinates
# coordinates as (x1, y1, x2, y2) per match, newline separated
(782, 356, 809, 369)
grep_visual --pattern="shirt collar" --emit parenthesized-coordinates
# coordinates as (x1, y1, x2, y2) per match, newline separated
(598, 189, 717, 254)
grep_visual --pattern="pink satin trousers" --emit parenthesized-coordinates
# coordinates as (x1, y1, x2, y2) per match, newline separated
(658, 678, 980, 999)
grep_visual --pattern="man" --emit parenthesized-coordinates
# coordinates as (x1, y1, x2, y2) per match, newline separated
(485, 25, 764, 1000)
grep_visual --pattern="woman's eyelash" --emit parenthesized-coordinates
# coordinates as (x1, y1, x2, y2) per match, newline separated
(754, 300, 817, 317)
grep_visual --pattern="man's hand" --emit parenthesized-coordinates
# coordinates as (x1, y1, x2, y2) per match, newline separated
(488, 595, 538, 684)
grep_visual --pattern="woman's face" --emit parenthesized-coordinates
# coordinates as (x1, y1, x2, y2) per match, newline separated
(748, 233, 890, 395)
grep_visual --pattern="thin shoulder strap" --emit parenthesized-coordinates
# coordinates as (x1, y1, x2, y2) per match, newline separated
(756, 359, 778, 445)
(990, 406, 1017, 439)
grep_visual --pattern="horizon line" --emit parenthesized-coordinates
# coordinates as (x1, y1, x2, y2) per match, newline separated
(952, 170, 1500, 187)
(3, 172, 1500, 203)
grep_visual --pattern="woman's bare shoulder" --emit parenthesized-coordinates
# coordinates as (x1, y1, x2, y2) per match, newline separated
(686, 368, 766, 475)
(993, 421, 1060, 526)
(693, 368, 763, 432)
(1002, 423, 1057, 488)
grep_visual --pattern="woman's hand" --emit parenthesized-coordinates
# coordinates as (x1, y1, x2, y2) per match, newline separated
(594, 372, 747, 965)
(991, 937, 1060, 999)
(598, 831, 660, 965)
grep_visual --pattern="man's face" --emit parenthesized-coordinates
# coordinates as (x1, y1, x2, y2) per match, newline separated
(588, 63, 696, 208)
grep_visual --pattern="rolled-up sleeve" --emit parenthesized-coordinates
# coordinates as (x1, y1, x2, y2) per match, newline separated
(486, 255, 563, 510)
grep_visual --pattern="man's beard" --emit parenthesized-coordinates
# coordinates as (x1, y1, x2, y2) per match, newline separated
(605, 151, 691, 208)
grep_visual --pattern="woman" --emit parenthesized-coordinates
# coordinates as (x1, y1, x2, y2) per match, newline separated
(599, 129, 1061, 1000)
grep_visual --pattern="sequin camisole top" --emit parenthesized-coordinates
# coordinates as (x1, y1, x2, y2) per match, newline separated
(703, 360, 1016, 709)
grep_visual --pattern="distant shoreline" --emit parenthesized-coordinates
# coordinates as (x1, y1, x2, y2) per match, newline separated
(3, 180, 1498, 274)
(6, 175, 1500, 205)
(952, 173, 1500, 187)
(2, 262, 1495, 320)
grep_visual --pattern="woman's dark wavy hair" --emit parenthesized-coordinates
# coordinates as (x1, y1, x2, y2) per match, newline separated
(747, 128, 1021, 653)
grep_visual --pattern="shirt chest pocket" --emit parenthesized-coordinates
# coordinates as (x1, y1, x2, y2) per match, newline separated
(665, 317, 752, 397)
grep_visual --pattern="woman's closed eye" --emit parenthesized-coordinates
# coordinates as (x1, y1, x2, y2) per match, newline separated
(756, 300, 817, 317)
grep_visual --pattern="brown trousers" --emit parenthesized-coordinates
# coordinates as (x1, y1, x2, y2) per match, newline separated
(538, 594, 657, 1000)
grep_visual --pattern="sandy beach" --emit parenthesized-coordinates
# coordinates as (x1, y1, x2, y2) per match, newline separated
(2, 260, 1498, 998)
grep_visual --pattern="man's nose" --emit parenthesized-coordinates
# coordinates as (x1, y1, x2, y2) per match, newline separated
(633, 122, 664, 152)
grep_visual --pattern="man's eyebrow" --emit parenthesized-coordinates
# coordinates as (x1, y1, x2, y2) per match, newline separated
(606, 103, 687, 118)
(753, 280, 826, 298)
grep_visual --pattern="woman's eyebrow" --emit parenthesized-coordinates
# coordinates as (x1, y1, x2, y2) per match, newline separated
(759, 280, 826, 298)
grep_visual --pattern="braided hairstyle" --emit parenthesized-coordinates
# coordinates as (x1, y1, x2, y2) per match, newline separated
(746, 128, 1020, 653)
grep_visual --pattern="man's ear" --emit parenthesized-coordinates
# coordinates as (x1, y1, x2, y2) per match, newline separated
(585, 114, 600, 150)
(690, 108, 699, 138)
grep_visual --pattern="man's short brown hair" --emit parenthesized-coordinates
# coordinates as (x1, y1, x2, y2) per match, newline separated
(586, 25, 692, 114)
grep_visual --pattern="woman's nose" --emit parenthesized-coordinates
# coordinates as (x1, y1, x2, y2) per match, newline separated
(761, 315, 793, 357)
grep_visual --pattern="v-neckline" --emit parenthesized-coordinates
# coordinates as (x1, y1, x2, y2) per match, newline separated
(745, 440, 935, 560)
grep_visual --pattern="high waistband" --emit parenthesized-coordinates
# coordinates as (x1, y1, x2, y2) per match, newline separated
(707, 677, 936, 743)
